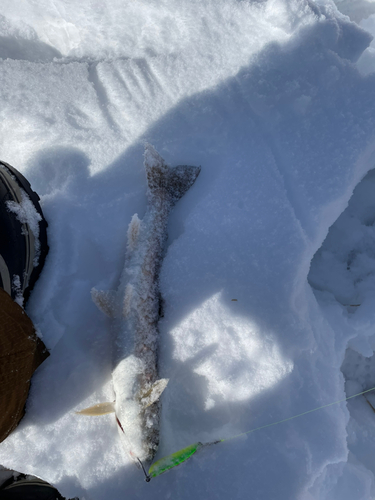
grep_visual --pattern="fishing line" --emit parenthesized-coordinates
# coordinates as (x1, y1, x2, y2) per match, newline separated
(219, 386, 375, 444)
(147, 386, 375, 479)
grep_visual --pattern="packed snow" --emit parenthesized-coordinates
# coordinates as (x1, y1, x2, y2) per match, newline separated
(1, 0, 375, 499)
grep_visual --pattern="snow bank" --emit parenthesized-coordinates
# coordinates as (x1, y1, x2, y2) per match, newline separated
(309, 166, 375, 497)
(0, 1, 375, 499)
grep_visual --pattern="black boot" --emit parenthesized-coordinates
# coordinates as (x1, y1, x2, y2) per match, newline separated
(0, 473, 78, 500)
(0, 161, 48, 305)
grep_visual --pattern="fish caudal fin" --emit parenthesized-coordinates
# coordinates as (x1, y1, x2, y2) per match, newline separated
(138, 378, 169, 409)
(167, 164, 201, 205)
(144, 144, 200, 205)
(91, 288, 119, 318)
(76, 401, 115, 416)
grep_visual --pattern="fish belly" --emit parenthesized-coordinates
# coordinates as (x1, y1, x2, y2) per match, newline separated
(112, 356, 146, 460)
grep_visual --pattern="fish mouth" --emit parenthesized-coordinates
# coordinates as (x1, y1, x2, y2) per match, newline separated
(116, 415, 125, 434)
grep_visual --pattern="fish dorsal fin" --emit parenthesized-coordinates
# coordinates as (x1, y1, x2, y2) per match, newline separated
(137, 379, 169, 409)
(123, 283, 134, 318)
(91, 288, 119, 318)
(76, 401, 115, 416)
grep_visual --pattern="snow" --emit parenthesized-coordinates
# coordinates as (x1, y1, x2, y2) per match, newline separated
(11, 275, 23, 307)
(1, 0, 375, 499)
(6, 188, 42, 267)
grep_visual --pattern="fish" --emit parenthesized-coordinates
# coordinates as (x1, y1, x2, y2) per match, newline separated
(77, 144, 200, 465)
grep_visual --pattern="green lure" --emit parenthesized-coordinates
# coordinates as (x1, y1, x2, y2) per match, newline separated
(148, 442, 203, 478)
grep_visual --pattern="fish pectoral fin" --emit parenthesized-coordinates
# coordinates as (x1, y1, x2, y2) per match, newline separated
(76, 401, 115, 416)
(91, 288, 119, 318)
(138, 378, 169, 409)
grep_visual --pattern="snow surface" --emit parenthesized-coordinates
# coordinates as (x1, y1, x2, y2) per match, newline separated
(1, 0, 375, 499)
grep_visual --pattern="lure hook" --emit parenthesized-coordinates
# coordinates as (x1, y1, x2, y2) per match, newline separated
(137, 457, 151, 482)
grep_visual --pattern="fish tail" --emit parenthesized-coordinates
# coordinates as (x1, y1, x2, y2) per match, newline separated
(144, 144, 200, 204)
